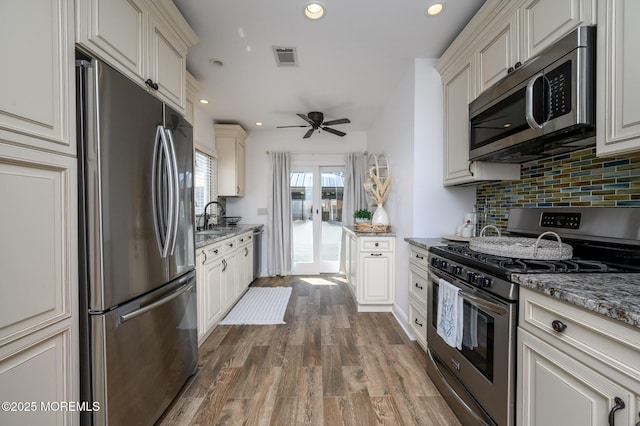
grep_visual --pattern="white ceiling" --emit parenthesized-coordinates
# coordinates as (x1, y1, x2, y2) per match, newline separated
(173, 0, 485, 135)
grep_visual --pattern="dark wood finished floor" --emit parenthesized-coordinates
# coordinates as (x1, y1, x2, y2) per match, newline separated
(158, 275, 460, 425)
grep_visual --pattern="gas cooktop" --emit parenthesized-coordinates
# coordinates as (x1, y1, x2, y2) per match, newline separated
(430, 244, 628, 275)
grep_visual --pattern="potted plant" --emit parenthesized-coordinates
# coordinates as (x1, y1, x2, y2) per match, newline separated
(353, 209, 372, 223)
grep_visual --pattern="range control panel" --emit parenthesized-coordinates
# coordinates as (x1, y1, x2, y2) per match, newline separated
(540, 212, 582, 229)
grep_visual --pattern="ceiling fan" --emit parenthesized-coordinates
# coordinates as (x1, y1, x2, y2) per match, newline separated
(277, 111, 351, 138)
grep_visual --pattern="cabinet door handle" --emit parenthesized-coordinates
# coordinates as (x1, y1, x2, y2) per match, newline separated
(415, 254, 424, 260)
(551, 320, 567, 333)
(144, 78, 159, 90)
(415, 282, 423, 290)
(370, 253, 382, 257)
(245, 247, 249, 256)
(414, 318, 423, 327)
(608, 397, 625, 426)
(222, 259, 227, 272)
(201, 250, 207, 264)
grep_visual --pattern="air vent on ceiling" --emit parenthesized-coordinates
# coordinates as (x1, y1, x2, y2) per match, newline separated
(273, 46, 298, 66)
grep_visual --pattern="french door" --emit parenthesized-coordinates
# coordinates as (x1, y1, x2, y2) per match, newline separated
(291, 165, 344, 274)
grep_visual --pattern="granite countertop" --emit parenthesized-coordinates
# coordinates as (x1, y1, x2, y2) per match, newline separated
(512, 273, 640, 330)
(195, 224, 263, 249)
(404, 237, 448, 250)
(343, 225, 396, 237)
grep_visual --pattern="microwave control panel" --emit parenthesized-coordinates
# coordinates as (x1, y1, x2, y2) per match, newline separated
(540, 212, 582, 229)
(546, 60, 572, 120)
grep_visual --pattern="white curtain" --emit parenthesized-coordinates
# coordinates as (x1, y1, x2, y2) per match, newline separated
(267, 152, 292, 276)
(343, 152, 368, 226)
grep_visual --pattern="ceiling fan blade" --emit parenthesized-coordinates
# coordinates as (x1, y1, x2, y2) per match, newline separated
(303, 128, 315, 139)
(297, 113, 315, 125)
(277, 125, 309, 128)
(322, 118, 351, 126)
(322, 127, 346, 137)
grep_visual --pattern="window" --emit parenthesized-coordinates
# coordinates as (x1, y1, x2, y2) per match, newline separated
(194, 150, 216, 215)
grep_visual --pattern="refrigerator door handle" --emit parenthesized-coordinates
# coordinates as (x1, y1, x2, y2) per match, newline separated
(165, 128, 180, 256)
(152, 125, 174, 258)
(120, 281, 194, 323)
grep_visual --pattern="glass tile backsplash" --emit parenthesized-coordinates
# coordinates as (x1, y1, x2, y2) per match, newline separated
(476, 146, 640, 228)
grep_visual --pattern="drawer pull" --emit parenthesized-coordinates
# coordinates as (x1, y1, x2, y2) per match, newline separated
(415, 282, 424, 290)
(415, 254, 424, 260)
(370, 253, 383, 257)
(608, 397, 625, 426)
(375, 242, 379, 247)
(551, 320, 567, 333)
(414, 318, 423, 327)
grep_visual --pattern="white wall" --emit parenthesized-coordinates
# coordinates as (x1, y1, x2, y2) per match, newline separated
(225, 129, 367, 276)
(413, 59, 475, 237)
(366, 58, 475, 328)
(192, 106, 215, 155)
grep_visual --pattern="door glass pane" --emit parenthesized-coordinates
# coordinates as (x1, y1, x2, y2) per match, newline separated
(291, 171, 313, 263)
(320, 170, 343, 262)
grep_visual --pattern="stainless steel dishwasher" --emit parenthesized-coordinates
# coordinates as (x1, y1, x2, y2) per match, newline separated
(252, 226, 264, 280)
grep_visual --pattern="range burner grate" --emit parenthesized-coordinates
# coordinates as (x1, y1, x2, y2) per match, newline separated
(437, 244, 613, 274)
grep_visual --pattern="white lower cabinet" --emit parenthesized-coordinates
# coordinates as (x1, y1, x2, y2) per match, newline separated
(518, 328, 635, 426)
(408, 245, 430, 351)
(517, 287, 640, 426)
(236, 232, 254, 297)
(196, 231, 256, 345)
(0, 326, 74, 426)
(343, 227, 395, 312)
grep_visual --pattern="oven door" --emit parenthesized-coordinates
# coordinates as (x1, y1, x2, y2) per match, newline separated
(427, 267, 516, 426)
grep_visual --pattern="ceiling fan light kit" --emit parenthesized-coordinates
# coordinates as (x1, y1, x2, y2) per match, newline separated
(277, 111, 350, 138)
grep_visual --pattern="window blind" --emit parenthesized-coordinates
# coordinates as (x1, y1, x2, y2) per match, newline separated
(194, 150, 217, 215)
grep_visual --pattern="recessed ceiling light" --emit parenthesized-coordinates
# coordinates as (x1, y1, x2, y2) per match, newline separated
(304, 2, 325, 19)
(426, 3, 445, 16)
(199, 99, 209, 104)
(256, 122, 263, 126)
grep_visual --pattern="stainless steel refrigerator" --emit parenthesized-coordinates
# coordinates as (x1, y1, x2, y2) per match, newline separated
(76, 55, 197, 425)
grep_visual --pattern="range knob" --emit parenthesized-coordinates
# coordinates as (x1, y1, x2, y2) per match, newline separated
(467, 272, 478, 283)
(431, 257, 439, 267)
(481, 276, 493, 288)
(452, 265, 463, 275)
(440, 260, 448, 269)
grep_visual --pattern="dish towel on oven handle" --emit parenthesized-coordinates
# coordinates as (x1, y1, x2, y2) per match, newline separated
(437, 278, 464, 350)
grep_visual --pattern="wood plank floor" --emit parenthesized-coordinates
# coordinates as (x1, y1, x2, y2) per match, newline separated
(158, 275, 461, 425)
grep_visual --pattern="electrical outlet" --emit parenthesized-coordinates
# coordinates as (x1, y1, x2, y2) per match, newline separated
(257, 208, 268, 216)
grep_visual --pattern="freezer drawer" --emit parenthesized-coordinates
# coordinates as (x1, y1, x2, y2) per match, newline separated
(88, 271, 197, 426)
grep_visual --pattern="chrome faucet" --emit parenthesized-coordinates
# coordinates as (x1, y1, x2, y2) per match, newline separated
(201, 201, 226, 229)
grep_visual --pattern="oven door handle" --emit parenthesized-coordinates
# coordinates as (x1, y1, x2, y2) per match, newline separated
(430, 269, 509, 316)
(458, 290, 509, 316)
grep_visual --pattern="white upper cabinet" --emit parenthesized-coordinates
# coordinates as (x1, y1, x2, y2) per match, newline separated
(520, 0, 596, 61)
(75, 0, 146, 79)
(0, 0, 75, 155)
(76, 0, 198, 114)
(436, 0, 595, 185)
(476, 9, 520, 94)
(216, 124, 247, 197)
(596, 0, 640, 156)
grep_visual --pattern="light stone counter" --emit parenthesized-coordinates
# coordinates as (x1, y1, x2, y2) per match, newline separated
(512, 273, 640, 329)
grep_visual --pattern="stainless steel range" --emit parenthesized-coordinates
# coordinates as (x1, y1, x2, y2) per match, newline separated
(426, 207, 640, 426)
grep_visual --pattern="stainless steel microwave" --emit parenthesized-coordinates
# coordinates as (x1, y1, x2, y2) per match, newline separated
(469, 26, 596, 163)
